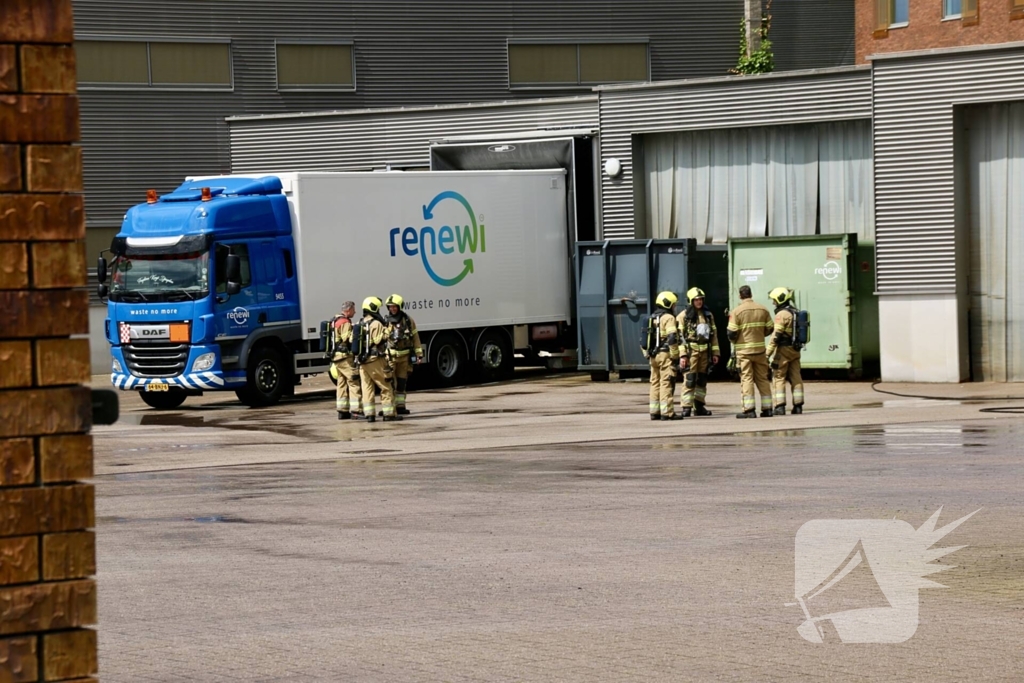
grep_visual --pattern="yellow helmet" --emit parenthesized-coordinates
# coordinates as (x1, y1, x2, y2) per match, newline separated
(362, 296, 382, 315)
(329, 363, 340, 381)
(655, 291, 678, 310)
(686, 287, 706, 304)
(385, 293, 404, 311)
(769, 287, 794, 306)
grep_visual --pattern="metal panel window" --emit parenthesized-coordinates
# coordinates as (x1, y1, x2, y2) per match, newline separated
(509, 42, 648, 87)
(276, 43, 354, 90)
(75, 40, 149, 84)
(75, 38, 232, 89)
(150, 42, 231, 86)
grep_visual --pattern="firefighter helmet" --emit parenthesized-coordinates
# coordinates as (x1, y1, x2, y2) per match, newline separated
(385, 293, 404, 311)
(769, 287, 794, 306)
(686, 287, 706, 304)
(329, 363, 340, 382)
(362, 296, 382, 315)
(655, 291, 678, 310)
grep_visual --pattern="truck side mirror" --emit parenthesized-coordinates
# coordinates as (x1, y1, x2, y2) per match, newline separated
(97, 255, 108, 284)
(97, 283, 108, 299)
(226, 254, 242, 295)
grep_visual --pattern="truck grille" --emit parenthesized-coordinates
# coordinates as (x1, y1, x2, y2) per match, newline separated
(124, 342, 189, 378)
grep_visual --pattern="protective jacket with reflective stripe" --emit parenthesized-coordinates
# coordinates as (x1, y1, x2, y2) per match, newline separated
(727, 299, 773, 356)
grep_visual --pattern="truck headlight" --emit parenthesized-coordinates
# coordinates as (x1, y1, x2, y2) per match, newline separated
(112, 358, 123, 373)
(191, 352, 216, 372)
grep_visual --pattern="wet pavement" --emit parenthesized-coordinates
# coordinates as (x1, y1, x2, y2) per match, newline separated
(91, 374, 1024, 681)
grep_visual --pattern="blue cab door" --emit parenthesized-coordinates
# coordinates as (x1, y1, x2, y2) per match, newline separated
(214, 242, 259, 341)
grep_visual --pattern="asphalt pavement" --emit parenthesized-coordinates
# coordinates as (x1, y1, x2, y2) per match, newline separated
(91, 373, 1024, 681)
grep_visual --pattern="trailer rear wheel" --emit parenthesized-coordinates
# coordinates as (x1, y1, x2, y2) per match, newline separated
(236, 346, 289, 407)
(139, 390, 187, 410)
(429, 332, 467, 386)
(474, 329, 513, 381)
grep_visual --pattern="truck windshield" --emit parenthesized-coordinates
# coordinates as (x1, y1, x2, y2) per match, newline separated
(109, 251, 210, 302)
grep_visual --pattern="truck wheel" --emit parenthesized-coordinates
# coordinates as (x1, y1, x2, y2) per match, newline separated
(236, 346, 289, 407)
(474, 329, 513, 381)
(139, 390, 187, 410)
(429, 332, 466, 386)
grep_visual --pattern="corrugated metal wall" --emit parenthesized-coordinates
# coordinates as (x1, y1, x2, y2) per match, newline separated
(768, 0, 855, 72)
(872, 45, 1024, 294)
(73, 0, 751, 229)
(229, 97, 599, 173)
(596, 66, 872, 239)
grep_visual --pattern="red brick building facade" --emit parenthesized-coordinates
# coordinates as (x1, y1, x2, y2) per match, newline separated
(856, 0, 1024, 62)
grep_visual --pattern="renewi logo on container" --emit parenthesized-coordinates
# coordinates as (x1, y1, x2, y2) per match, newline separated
(815, 261, 842, 282)
(389, 190, 486, 287)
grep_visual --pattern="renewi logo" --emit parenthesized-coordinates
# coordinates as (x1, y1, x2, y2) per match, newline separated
(389, 191, 485, 287)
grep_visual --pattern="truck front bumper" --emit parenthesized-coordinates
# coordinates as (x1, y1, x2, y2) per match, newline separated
(109, 345, 244, 391)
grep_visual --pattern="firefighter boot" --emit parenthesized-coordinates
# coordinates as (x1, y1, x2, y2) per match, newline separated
(661, 414, 684, 421)
(736, 410, 757, 419)
(792, 404, 804, 415)
(397, 406, 410, 415)
(680, 407, 692, 418)
(650, 414, 661, 421)
(694, 402, 712, 417)
(382, 414, 403, 422)
(760, 409, 774, 418)
(365, 414, 376, 423)
(773, 405, 786, 416)
(337, 411, 351, 420)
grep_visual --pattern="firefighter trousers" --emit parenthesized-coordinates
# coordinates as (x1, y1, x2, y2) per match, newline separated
(772, 347, 804, 408)
(390, 353, 412, 408)
(680, 349, 710, 408)
(738, 352, 772, 413)
(332, 356, 361, 413)
(648, 351, 677, 417)
(359, 357, 394, 417)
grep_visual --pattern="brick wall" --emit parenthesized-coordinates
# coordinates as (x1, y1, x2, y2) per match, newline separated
(856, 0, 1024, 62)
(0, 1, 99, 681)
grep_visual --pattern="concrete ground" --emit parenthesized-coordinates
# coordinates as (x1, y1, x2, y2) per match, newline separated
(91, 373, 1024, 681)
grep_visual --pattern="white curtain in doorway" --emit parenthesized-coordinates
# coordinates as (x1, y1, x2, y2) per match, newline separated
(644, 120, 874, 243)
(818, 120, 875, 241)
(968, 101, 1024, 381)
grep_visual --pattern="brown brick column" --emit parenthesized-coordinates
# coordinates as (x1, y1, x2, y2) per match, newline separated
(1, 2, 99, 682)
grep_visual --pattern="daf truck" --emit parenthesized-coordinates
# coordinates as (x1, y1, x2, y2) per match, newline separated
(97, 170, 575, 409)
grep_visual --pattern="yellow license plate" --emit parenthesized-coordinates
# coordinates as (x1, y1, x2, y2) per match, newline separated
(145, 382, 169, 392)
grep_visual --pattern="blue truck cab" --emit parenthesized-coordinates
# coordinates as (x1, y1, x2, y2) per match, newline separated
(99, 176, 308, 409)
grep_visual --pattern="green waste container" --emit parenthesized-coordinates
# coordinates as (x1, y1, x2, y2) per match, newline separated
(727, 234, 878, 376)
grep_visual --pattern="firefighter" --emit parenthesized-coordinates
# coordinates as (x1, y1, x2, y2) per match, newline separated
(726, 285, 774, 419)
(384, 293, 424, 415)
(642, 291, 682, 420)
(766, 287, 805, 415)
(677, 287, 720, 417)
(329, 300, 361, 420)
(357, 296, 397, 422)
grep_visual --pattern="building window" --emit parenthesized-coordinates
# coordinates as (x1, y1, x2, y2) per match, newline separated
(76, 38, 232, 89)
(874, 0, 910, 36)
(508, 42, 648, 87)
(276, 43, 354, 90)
(1011, 0, 1024, 20)
(943, 0, 961, 18)
(891, 0, 910, 25)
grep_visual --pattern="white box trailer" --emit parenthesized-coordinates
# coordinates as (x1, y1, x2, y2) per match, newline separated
(281, 169, 573, 383)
